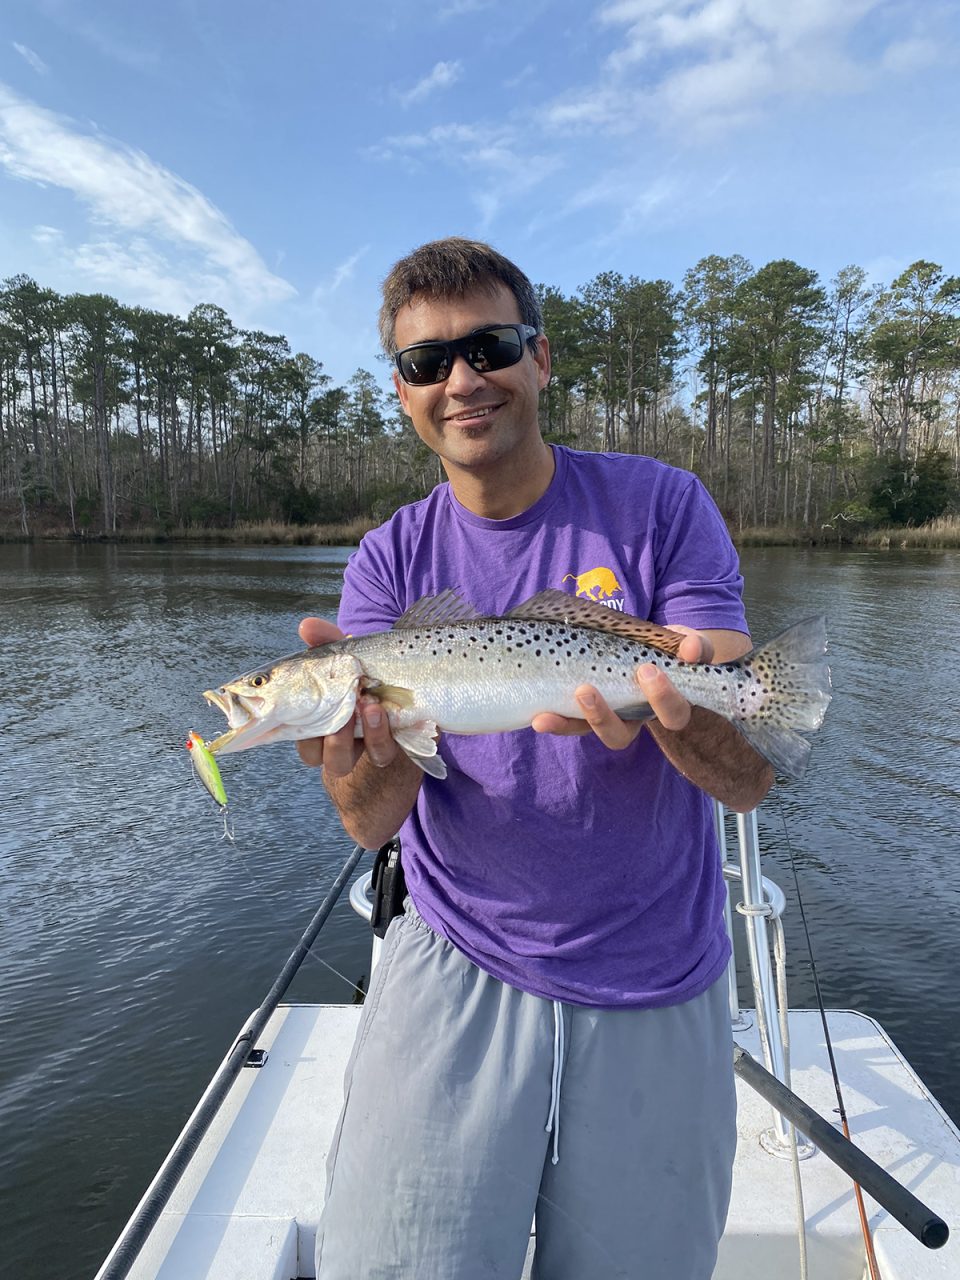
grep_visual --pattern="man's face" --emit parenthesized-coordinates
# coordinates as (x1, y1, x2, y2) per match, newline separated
(391, 283, 551, 478)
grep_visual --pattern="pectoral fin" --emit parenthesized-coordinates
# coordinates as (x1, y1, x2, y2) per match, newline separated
(392, 721, 446, 780)
(371, 683, 416, 710)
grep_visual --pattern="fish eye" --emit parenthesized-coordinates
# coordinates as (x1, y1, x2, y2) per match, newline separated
(250, 673, 270, 688)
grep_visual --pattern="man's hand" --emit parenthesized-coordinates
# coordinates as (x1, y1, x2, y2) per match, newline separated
(295, 617, 400, 776)
(531, 626, 712, 748)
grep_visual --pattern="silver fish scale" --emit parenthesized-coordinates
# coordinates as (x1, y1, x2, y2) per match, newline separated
(327, 618, 749, 730)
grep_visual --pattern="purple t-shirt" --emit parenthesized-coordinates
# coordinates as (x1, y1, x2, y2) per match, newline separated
(338, 446, 748, 1009)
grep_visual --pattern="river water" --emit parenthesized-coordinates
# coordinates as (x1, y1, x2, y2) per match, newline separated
(2, 541, 959, 1279)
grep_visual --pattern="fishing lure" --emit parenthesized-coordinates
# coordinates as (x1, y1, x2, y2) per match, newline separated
(186, 730, 228, 809)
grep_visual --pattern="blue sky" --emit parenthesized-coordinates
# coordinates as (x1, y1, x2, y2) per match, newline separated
(1, 0, 958, 387)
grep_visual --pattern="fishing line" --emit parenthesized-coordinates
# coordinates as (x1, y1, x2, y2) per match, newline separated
(775, 793, 882, 1280)
(204, 796, 369, 1002)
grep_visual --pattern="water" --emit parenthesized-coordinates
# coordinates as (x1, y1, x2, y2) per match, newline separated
(2, 542, 959, 1279)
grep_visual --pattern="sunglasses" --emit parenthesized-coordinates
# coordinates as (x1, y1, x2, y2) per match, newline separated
(394, 324, 538, 386)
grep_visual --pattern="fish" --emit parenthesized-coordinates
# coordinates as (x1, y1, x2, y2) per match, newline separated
(186, 730, 228, 807)
(200, 588, 831, 781)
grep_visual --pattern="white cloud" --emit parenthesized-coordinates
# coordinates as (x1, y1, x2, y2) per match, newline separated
(542, 0, 926, 139)
(438, 0, 496, 17)
(881, 36, 942, 74)
(542, 86, 643, 134)
(13, 43, 49, 75)
(31, 223, 62, 245)
(372, 121, 559, 228)
(66, 236, 228, 316)
(0, 81, 295, 312)
(312, 246, 370, 300)
(398, 60, 463, 107)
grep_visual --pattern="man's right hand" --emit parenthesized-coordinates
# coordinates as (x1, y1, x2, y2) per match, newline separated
(295, 617, 401, 776)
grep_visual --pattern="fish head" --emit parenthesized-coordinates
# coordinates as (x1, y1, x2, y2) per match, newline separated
(202, 649, 363, 754)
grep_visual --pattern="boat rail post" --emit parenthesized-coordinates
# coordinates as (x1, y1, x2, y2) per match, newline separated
(735, 807, 791, 1147)
(716, 802, 750, 1030)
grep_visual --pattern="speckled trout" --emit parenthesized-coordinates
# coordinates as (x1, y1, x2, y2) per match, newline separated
(202, 589, 831, 780)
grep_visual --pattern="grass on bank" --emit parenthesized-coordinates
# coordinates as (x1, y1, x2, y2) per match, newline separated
(0, 516, 379, 545)
(733, 515, 960, 549)
(5, 514, 960, 549)
(856, 516, 960, 548)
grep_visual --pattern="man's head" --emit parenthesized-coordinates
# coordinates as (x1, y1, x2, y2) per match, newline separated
(380, 238, 552, 513)
(379, 237, 543, 356)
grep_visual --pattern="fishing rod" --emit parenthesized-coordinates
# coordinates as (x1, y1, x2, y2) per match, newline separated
(733, 1044, 948, 1249)
(768, 795, 950, 1273)
(95, 841, 368, 1280)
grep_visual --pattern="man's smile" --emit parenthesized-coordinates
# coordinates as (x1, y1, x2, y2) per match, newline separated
(444, 403, 504, 425)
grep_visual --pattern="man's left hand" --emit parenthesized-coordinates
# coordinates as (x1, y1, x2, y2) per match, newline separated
(531, 627, 713, 749)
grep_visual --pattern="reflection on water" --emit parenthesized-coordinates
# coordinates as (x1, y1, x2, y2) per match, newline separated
(2, 542, 959, 1278)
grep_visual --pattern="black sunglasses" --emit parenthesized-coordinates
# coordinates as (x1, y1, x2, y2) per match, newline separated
(394, 324, 538, 386)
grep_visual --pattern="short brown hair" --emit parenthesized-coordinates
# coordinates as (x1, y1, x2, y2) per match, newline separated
(379, 237, 543, 353)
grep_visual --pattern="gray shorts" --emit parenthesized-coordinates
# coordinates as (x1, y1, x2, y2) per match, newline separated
(316, 901, 736, 1280)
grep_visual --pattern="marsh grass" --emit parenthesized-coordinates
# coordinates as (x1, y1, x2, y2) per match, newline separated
(0, 516, 378, 545)
(731, 524, 808, 547)
(6, 512, 960, 550)
(190, 517, 378, 545)
(857, 516, 960, 549)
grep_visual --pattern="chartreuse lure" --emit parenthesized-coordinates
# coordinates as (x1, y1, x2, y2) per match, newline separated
(186, 730, 228, 808)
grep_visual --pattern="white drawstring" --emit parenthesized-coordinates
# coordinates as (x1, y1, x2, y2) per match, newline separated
(544, 1000, 565, 1165)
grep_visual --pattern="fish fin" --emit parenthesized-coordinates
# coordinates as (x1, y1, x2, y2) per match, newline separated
(615, 701, 654, 722)
(392, 722, 447, 780)
(737, 616, 832, 777)
(735, 720, 813, 779)
(505, 589, 685, 655)
(408, 751, 447, 780)
(394, 589, 481, 629)
(369, 682, 416, 710)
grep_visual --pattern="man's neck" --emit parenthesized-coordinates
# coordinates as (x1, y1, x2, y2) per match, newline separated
(445, 441, 556, 520)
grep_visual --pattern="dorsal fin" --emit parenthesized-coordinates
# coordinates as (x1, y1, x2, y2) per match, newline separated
(504, 589, 685, 655)
(394, 588, 482, 629)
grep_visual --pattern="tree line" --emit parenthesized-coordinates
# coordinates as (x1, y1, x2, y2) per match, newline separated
(2, 257, 959, 538)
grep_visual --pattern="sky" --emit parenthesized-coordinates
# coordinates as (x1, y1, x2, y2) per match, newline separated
(1, 0, 959, 387)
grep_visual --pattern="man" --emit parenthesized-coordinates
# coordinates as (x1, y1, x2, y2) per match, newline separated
(299, 238, 773, 1279)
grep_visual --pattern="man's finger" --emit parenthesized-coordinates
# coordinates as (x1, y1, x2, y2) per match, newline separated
(358, 699, 399, 769)
(637, 664, 692, 731)
(298, 615, 343, 647)
(574, 686, 642, 750)
(532, 711, 592, 737)
(297, 736, 326, 768)
(319, 719, 363, 778)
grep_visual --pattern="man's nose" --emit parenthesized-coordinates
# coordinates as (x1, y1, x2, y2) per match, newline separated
(444, 353, 487, 395)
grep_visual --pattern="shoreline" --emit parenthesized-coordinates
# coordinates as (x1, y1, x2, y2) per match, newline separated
(4, 518, 960, 550)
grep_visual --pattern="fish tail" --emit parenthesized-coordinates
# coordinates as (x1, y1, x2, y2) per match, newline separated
(736, 616, 832, 779)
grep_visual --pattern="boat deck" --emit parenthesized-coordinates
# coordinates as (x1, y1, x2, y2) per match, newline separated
(104, 1004, 960, 1280)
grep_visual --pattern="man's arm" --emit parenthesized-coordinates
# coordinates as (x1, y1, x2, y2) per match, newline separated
(532, 627, 774, 813)
(296, 616, 423, 848)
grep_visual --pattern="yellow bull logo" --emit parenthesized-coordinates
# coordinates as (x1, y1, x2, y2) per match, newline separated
(562, 566, 623, 601)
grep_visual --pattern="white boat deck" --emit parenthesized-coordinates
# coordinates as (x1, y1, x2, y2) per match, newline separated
(102, 1002, 960, 1280)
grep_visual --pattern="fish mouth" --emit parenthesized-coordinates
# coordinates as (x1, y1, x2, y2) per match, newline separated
(202, 687, 273, 754)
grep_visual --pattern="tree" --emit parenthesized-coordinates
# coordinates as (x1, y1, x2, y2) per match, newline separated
(864, 261, 960, 461)
(682, 254, 752, 485)
(869, 449, 957, 525)
(730, 261, 827, 523)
